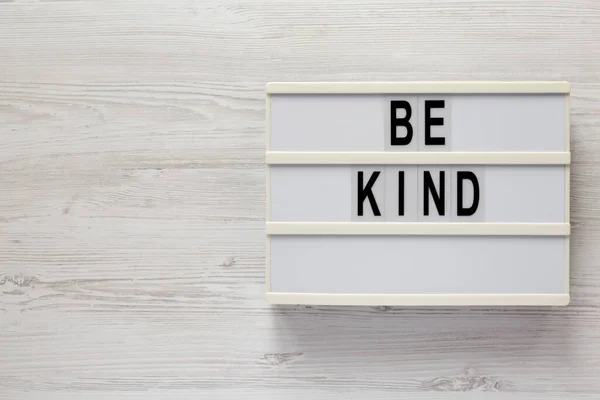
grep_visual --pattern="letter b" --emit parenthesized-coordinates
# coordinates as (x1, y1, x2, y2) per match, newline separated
(390, 100, 413, 146)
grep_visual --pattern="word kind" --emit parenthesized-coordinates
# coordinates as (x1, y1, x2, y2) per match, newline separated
(355, 98, 481, 219)
(352, 168, 480, 220)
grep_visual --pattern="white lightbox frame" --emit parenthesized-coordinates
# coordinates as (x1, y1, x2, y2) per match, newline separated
(265, 82, 571, 306)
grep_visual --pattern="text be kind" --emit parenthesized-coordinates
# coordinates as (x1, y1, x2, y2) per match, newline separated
(355, 98, 481, 218)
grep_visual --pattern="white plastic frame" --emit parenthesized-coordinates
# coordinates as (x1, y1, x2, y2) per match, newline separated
(265, 81, 571, 307)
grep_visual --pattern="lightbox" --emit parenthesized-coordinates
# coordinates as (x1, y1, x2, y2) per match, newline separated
(265, 82, 570, 306)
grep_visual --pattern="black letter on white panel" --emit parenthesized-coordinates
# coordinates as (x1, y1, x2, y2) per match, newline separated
(424, 171, 445, 216)
(390, 100, 413, 146)
(398, 171, 405, 216)
(457, 171, 480, 216)
(358, 171, 381, 216)
(424, 100, 445, 145)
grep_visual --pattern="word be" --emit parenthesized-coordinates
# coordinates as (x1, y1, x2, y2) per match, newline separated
(391, 99, 447, 146)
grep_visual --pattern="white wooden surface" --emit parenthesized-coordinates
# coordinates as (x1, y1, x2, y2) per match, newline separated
(1, 0, 599, 398)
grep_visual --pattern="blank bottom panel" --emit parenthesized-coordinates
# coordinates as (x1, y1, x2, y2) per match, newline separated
(270, 236, 566, 294)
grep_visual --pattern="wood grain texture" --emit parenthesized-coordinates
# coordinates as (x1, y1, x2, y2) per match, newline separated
(1, 0, 600, 398)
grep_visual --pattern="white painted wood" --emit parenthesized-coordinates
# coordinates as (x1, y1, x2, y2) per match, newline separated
(1, 0, 599, 398)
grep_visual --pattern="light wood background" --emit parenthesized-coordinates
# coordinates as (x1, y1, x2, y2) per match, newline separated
(1, 0, 599, 398)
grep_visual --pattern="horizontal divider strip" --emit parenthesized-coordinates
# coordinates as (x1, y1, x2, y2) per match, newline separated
(265, 293, 570, 306)
(266, 81, 570, 94)
(266, 222, 570, 236)
(266, 151, 570, 165)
